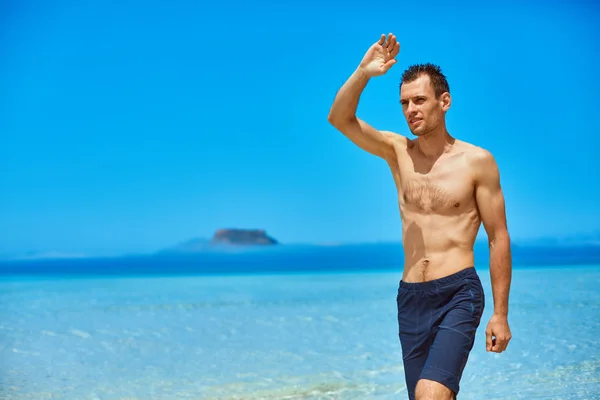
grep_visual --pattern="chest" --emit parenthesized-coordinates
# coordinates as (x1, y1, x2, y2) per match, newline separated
(396, 155, 474, 213)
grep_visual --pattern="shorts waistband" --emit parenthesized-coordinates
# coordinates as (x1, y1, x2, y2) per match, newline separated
(399, 266, 478, 291)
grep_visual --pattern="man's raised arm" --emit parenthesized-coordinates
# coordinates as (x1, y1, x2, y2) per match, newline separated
(327, 33, 401, 161)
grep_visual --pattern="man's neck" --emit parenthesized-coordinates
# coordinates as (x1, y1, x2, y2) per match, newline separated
(416, 127, 455, 160)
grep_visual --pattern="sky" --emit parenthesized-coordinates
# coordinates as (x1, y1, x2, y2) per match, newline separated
(1, 0, 599, 257)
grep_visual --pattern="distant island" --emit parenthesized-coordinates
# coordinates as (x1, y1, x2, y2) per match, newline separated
(211, 228, 278, 246)
(159, 228, 279, 254)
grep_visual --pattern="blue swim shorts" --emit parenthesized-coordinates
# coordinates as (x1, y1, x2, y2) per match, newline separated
(396, 267, 485, 399)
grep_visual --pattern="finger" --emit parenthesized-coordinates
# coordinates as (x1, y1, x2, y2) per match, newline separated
(492, 338, 504, 353)
(387, 34, 396, 51)
(391, 42, 401, 58)
(485, 331, 492, 352)
(382, 32, 392, 48)
(501, 335, 512, 352)
(378, 34, 385, 46)
(491, 336, 505, 352)
(496, 336, 512, 353)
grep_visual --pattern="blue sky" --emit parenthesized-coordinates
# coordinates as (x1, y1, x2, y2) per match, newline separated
(1, 0, 599, 256)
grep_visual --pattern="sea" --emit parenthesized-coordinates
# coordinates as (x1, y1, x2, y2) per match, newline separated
(1, 243, 599, 400)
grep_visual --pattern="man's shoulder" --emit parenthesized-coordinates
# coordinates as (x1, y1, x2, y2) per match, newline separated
(457, 141, 499, 182)
(457, 140, 496, 166)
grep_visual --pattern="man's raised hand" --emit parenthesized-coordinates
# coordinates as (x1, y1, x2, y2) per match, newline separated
(359, 33, 400, 77)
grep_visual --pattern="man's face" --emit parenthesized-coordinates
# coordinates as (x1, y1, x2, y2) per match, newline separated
(400, 74, 450, 136)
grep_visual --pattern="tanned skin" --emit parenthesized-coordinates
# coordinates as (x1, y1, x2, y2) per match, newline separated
(328, 33, 512, 400)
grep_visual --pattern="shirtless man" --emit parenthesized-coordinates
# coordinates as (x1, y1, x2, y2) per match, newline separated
(327, 33, 512, 400)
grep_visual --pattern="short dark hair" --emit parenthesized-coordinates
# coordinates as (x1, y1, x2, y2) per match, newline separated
(400, 63, 450, 98)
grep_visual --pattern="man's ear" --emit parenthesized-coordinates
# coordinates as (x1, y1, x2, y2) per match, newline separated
(441, 92, 451, 112)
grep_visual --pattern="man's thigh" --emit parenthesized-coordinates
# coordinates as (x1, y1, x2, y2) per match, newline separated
(397, 287, 433, 400)
(419, 287, 484, 397)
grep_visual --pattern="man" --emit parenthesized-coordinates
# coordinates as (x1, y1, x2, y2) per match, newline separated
(327, 33, 512, 400)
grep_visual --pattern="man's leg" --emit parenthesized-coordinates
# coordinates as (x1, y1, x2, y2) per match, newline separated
(415, 379, 455, 400)
(397, 286, 432, 400)
(400, 337, 433, 400)
(417, 273, 485, 398)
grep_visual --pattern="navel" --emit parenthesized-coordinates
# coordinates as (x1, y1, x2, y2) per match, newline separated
(454, 202, 460, 208)
(421, 259, 429, 281)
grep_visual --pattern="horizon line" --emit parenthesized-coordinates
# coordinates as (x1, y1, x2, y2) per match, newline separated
(2, 237, 600, 262)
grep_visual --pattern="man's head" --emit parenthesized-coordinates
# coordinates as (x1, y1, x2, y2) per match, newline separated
(399, 63, 451, 137)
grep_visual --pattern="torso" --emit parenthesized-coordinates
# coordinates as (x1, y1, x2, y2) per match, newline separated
(388, 137, 482, 282)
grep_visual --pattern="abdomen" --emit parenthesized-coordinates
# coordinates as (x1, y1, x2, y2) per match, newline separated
(401, 209, 481, 282)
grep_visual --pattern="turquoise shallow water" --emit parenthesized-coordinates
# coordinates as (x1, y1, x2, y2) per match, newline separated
(1, 265, 599, 400)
